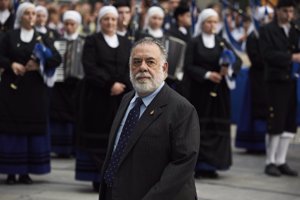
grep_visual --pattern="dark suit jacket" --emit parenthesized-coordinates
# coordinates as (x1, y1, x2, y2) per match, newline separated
(259, 20, 300, 81)
(99, 84, 200, 200)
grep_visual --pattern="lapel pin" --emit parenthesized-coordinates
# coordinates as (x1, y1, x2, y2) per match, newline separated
(150, 110, 155, 115)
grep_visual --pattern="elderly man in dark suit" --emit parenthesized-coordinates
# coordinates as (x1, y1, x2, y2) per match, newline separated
(98, 37, 200, 200)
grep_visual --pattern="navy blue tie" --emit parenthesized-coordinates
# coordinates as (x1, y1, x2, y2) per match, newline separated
(104, 97, 143, 187)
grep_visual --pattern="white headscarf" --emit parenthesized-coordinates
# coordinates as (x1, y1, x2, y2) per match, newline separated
(193, 8, 218, 37)
(63, 10, 82, 25)
(36, 5, 48, 19)
(97, 5, 118, 32)
(14, 2, 35, 29)
(255, 6, 274, 21)
(143, 6, 165, 30)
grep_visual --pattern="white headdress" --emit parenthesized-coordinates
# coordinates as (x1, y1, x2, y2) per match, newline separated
(36, 5, 48, 19)
(255, 6, 274, 21)
(97, 5, 118, 32)
(193, 8, 218, 37)
(143, 6, 165, 30)
(63, 10, 82, 25)
(14, 2, 35, 29)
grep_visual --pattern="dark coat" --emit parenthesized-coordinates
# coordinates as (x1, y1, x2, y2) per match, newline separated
(259, 20, 300, 81)
(0, 12, 14, 42)
(246, 31, 268, 119)
(76, 33, 131, 163)
(0, 29, 62, 135)
(44, 27, 60, 41)
(99, 84, 200, 200)
(259, 20, 300, 135)
(168, 25, 191, 43)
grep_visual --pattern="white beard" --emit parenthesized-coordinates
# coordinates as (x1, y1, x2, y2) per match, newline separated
(130, 67, 166, 96)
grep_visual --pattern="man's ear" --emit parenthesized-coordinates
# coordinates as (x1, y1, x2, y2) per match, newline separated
(162, 62, 168, 74)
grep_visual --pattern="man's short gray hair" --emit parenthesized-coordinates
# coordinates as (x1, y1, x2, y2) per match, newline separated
(130, 37, 168, 64)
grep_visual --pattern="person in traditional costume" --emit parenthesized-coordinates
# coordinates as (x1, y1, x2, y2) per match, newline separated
(49, 10, 84, 158)
(168, 4, 191, 43)
(75, 5, 131, 191)
(0, 0, 14, 41)
(35, 5, 60, 41)
(184, 8, 241, 179)
(235, 6, 274, 153)
(259, 0, 299, 177)
(137, 6, 166, 41)
(139, 6, 186, 91)
(114, 1, 133, 43)
(0, 2, 61, 184)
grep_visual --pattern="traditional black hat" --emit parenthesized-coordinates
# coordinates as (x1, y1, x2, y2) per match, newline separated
(113, 1, 131, 9)
(276, 0, 296, 8)
(174, 5, 190, 20)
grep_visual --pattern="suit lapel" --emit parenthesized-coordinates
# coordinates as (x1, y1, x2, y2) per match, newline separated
(118, 84, 170, 166)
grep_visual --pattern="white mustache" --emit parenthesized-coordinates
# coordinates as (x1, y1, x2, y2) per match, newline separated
(135, 72, 151, 79)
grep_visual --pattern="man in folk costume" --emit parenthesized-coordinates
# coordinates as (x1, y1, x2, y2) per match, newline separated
(114, 1, 133, 42)
(235, 6, 274, 152)
(259, 0, 299, 177)
(168, 4, 191, 44)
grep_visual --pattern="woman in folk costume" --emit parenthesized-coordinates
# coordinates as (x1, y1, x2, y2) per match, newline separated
(75, 5, 131, 191)
(0, 2, 61, 184)
(138, 6, 186, 90)
(49, 10, 84, 158)
(0, 0, 14, 40)
(136, 6, 166, 41)
(184, 8, 241, 179)
(235, 6, 274, 153)
(35, 5, 60, 41)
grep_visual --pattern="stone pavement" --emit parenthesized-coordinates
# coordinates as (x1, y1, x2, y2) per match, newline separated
(0, 138, 299, 200)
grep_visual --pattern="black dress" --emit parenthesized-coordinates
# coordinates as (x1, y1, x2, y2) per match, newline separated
(184, 35, 241, 171)
(0, 29, 61, 174)
(50, 36, 85, 156)
(0, 29, 61, 134)
(75, 33, 131, 182)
